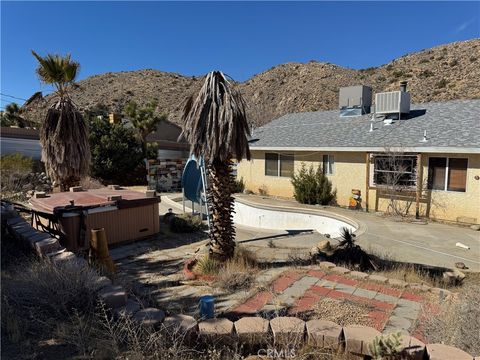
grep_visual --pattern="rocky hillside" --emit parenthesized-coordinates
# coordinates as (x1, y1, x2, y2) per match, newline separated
(21, 39, 480, 127)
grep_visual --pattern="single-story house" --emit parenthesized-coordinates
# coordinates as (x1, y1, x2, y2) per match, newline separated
(237, 88, 480, 225)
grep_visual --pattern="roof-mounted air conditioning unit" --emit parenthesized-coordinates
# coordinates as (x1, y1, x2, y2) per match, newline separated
(339, 85, 372, 117)
(375, 81, 410, 117)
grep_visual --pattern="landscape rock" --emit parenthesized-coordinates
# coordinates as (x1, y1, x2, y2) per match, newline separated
(319, 261, 336, 269)
(34, 237, 62, 257)
(331, 266, 351, 275)
(368, 275, 388, 284)
(349, 271, 369, 280)
(98, 285, 127, 309)
(114, 299, 141, 318)
(470, 224, 480, 231)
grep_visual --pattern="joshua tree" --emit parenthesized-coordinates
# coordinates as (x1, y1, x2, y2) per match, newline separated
(1, 102, 28, 127)
(181, 71, 251, 261)
(32, 51, 90, 191)
(124, 101, 167, 157)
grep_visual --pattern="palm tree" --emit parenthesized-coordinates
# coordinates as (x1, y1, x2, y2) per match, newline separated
(32, 51, 90, 191)
(181, 71, 251, 261)
(124, 101, 167, 157)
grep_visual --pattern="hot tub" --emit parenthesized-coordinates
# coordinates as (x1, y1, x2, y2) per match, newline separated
(30, 188, 160, 251)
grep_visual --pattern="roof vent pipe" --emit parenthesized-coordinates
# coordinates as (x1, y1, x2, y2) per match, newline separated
(400, 81, 408, 93)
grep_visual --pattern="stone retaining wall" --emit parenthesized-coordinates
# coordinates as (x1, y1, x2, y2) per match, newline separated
(2, 205, 475, 360)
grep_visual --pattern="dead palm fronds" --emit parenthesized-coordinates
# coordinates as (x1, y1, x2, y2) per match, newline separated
(181, 71, 251, 261)
(32, 50, 90, 190)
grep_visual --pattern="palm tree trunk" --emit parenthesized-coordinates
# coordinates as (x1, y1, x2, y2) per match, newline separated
(207, 159, 236, 261)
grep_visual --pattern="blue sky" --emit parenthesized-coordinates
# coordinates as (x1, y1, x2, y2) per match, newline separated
(1, 1, 479, 108)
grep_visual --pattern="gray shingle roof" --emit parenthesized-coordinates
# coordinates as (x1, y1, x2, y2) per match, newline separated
(250, 99, 480, 153)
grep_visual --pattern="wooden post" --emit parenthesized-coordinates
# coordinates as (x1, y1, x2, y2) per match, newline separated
(415, 153, 423, 219)
(365, 152, 370, 212)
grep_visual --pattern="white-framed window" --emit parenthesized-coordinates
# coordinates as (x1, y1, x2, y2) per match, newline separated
(322, 155, 335, 175)
(265, 153, 294, 177)
(428, 157, 468, 192)
(372, 155, 417, 187)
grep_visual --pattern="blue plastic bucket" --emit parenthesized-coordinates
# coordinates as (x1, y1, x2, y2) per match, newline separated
(199, 295, 215, 319)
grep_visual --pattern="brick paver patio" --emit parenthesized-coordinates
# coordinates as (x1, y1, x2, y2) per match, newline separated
(233, 268, 436, 335)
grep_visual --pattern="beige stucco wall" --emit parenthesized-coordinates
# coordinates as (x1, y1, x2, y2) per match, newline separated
(237, 150, 480, 224)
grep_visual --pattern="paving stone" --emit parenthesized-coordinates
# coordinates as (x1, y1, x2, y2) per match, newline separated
(352, 287, 377, 299)
(234, 317, 270, 344)
(198, 318, 234, 339)
(387, 278, 409, 288)
(332, 283, 357, 295)
(6, 217, 25, 226)
(34, 237, 62, 256)
(368, 275, 388, 284)
(319, 261, 336, 269)
(392, 304, 419, 321)
(426, 343, 473, 360)
(134, 308, 165, 327)
(306, 319, 342, 350)
(343, 325, 381, 356)
(270, 317, 305, 345)
(331, 266, 351, 275)
(98, 285, 127, 309)
(374, 292, 399, 304)
(276, 276, 319, 306)
(24, 232, 51, 248)
(349, 271, 369, 280)
(383, 316, 412, 331)
(93, 276, 112, 289)
(163, 314, 198, 336)
(397, 298, 421, 311)
(408, 283, 431, 292)
(114, 299, 141, 318)
(49, 251, 76, 264)
(317, 280, 337, 290)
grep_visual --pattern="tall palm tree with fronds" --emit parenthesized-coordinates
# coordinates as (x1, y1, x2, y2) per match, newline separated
(182, 71, 251, 261)
(32, 51, 90, 191)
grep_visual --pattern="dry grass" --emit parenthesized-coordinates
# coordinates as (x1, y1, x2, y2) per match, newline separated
(422, 284, 480, 356)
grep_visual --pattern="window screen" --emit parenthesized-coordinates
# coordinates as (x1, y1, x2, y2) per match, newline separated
(323, 155, 334, 175)
(447, 158, 467, 192)
(265, 153, 279, 176)
(428, 157, 447, 190)
(280, 154, 294, 177)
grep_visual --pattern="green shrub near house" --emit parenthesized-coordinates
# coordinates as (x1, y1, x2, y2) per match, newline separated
(291, 164, 336, 205)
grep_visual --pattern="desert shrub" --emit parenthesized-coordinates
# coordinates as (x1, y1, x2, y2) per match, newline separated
(368, 332, 403, 360)
(449, 59, 458, 67)
(0, 153, 50, 201)
(419, 58, 430, 64)
(291, 164, 336, 205)
(436, 78, 448, 88)
(234, 176, 245, 193)
(193, 256, 220, 275)
(215, 246, 258, 291)
(1, 153, 34, 174)
(470, 56, 477, 63)
(79, 176, 104, 189)
(1, 258, 101, 339)
(169, 214, 204, 233)
(377, 76, 386, 82)
(418, 69, 434, 78)
(423, 285, 480, 356)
